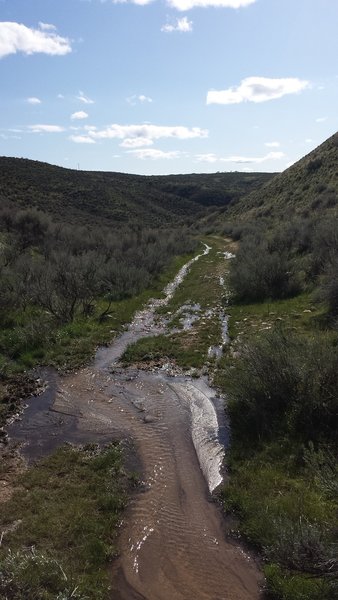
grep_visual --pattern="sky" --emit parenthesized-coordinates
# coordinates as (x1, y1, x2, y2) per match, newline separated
(0, 0, 338, 175)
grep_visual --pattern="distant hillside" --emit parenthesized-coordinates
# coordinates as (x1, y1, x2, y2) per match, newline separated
(150, 172, 274, 208)
(0, 157, 274, 227)
(228, 132, 338, 222)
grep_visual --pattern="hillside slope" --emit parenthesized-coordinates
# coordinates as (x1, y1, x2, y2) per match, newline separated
(227, 132, 338, 222)
(0, 157, 274, 227)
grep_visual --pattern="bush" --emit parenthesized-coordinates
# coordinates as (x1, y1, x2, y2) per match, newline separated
(264, 564, 334, 600)
(229, 235, 301, 303)
(226, 329, 338, 447)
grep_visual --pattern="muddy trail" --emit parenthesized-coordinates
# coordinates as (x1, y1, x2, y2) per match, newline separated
(7, 244, 263, 600)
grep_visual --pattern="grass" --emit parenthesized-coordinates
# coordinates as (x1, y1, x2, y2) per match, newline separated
(163, 235, 235, 314)
(226, 292, 325, 342)
(217, 291, 338, 600)
(0, 443, 131, 600)
(122, 236, 235, 370)
(1, 251, 194, 373)
(0, 252, 195, 425)
(122, 313, 221, 369)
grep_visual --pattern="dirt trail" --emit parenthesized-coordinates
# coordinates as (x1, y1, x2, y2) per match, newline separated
(7, 244, 263, 600)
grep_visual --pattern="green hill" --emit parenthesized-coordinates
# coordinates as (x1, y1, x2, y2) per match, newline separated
(0, 156, 274, 227)
(227, 132, 338, 222)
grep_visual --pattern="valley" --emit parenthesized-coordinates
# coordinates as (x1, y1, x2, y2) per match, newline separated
(0, 135, 337, 600)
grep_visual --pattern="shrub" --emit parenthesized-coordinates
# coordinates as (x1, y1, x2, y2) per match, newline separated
(264, 564, 334, 600)
(226, 329, 338, 447)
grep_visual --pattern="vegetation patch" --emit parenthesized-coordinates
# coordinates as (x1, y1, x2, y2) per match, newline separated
(218, 302, 338, 598)
(122, 236, 234, 370)
(0, 443, 130, 600)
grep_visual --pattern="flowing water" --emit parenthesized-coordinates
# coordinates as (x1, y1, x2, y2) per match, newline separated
(7, 244, 263, 600)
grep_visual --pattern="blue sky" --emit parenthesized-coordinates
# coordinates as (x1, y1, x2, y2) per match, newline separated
(0, 0, 337, 174)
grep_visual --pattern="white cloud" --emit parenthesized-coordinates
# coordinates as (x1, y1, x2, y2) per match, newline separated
(221, 151, 285, 164)
(38, 22, 57, 31)
(71, 111, 89, 120)
(127, 148, 182, 160)
(168, 0, 256, 9)
(0, 132, 21, 140)
(110, 0, 255, 8)
(72, 123, 208, 143)
(127, 94, 153, 105)
(161, 17, 193, 32)
(305, 138, 314, 143)
(195, 153, 218, 163)
(265, 141, 280, 148)
(0, 22, 71, 59)
(69, 135, 96, 144)
(76, 91, 95, 104)
(57, 93, 65, 99)
(28, 124, 65, 133)
(316, 117, 327, 123)
(196, 151, 285, 164)
(138, 94, 152, 103)
(120, 137, 154, 148)
(207, 76, 309, 105)
(27, 96, 41, 105)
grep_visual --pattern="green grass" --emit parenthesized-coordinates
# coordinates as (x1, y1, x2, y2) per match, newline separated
(264, 564, 334, 600)
(0, 443, 131, 600)
(226, 292, 325, 342)
(0, 251, 194, 374)
(218, 291, 338, 600)
(122, 236, 235, 370)
(122, 313, 221, 369)
(162, 236, 234, 314)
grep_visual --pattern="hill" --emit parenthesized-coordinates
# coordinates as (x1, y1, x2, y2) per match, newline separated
(227, 132, 338, 222)
(0, 157, 274, 227)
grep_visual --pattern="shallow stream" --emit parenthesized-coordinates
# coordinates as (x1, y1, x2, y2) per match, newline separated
(7, 244, 262, 600)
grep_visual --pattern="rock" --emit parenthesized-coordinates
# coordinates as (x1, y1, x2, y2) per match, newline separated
(143, 415, 156, 424)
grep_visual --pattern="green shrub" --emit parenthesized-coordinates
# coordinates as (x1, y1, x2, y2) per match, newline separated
(226, 328, 338, 447)
(264, 564, 334, 600)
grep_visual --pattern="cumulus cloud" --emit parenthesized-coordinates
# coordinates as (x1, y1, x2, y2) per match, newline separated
(127, 148, 182, 160)
(28, 124, 65, 133)
(69, 135, 96, 144)
(69, 123, 208, 144)
(0, 22, 71, 59)
(196, 151, 285, 164)
(207, 77, 309, 105)
(27, 97, 41, 105)
(127, 94, 153, 105)
(71, 111, 89, 120)
(38, 22, 57, 31)
(76, 91, 95, 104)
(161, 17, 193, 32)
(316, 117, 327, 123)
